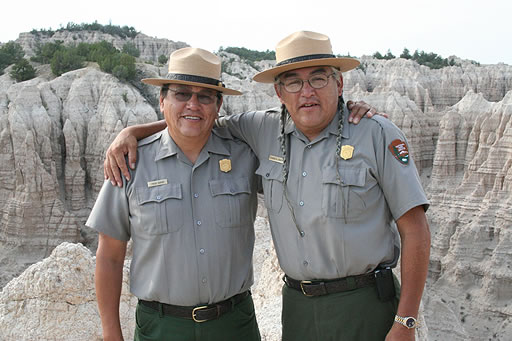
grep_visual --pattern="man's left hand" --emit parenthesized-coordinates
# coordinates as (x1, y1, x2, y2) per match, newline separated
(347, 100, 389, 124)
(385, 323, 415, 341)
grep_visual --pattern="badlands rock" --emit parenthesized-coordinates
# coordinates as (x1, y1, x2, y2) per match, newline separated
(0, 242, 137, 341)
(0, 66, 157, 288)
(2, 30, 512, 340)
(426, 90, 512, 340)
(15, 31, 188, 64)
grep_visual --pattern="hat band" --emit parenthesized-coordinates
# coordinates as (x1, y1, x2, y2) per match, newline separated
(165, 73, 225, 88)
(275, 54, 336, 67)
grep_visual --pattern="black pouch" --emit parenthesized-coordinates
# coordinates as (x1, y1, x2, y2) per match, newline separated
(374, 267, 395, 302)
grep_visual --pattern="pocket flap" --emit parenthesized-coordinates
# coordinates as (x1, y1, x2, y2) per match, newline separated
(322, 167, 365, 186)
(255, 161, 285, 182)
(209, 177, 251, 196)
(136, 183, 183, 205)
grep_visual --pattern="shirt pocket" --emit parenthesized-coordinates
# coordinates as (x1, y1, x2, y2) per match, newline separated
(135, 183, 184, 234)
(209, 177, 253, 228)
(322, 167, 367, 221)
(255, 161, 284, 213)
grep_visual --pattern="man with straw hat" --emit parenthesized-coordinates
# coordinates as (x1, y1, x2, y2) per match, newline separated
(87, 47, 261, 341)
(102, 31, 430, 340)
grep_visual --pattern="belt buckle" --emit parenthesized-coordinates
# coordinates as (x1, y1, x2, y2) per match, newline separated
(300, 280, 314, 296)
(192, 305, 209, 323)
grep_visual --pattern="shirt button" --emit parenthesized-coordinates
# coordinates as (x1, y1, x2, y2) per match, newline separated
(307, 145, 312, 149)
(302, 171, 307, 177)
(156, 195, 161, 200)
(202, 277, 207, 283)
(197, 220, 202, 226)
(199, 248, 205, 254)
(266, 173, 270, 177)
(300, 231, 305, 237)
(299, 201, 304, 206)
(194, 193, 199, 198)
(303, 261, 309, 266)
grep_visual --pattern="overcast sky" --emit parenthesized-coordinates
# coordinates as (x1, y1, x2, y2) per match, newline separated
(2, 0, 511, 65)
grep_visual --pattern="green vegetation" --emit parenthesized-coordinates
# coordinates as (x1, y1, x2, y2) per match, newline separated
(219, 47, 275, 62)
(0, 41, 25, 75)
(158, 54, 168, 65)
(122, 42, 140, 58)
(372, 48, 458, 69)
(31, 40, 136, 81)
(30, 21, 139, 39)
(219, 46, 275, 71)
(10, 58, 36, 81)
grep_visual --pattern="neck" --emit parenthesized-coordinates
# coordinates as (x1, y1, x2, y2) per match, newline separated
(169, 130, 209, 164)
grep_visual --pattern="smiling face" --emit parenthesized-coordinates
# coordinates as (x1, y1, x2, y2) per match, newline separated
(274, 66, 343, 141)
(160, 84, 222, 148)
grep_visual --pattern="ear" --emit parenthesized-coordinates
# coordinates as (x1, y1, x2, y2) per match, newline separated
(159, 94, 166, 112)
(274, 83, 285, 104)
(337, 74, 344, 96)
(216, 96, 223, 113)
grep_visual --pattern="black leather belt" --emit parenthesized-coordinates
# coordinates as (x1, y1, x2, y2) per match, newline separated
(283, 272, 376, 297)
(139, 291, 249, 323)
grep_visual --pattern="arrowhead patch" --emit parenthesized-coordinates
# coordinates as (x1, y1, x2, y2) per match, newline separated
(388, 139, 409, 165)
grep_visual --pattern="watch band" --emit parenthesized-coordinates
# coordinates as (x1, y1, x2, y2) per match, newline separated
(394, 315, 418, 329)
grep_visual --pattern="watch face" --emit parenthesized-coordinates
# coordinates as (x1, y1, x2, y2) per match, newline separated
(406, 318, 416, 328)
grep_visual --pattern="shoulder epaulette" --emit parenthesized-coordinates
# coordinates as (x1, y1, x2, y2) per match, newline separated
(138, 129, 165, 148)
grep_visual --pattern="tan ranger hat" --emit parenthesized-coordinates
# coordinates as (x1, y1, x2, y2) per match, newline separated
(142, 47, 242, 95)
(253, 31, 360, 83)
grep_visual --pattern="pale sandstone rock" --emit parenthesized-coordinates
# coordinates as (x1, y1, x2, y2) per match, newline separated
(2, 30, 512, 341)
(0, 242, 136, 341)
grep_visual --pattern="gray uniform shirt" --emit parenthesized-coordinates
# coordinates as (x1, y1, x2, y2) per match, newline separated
(220, 106, 429, 280)
(86, 127, 259, 306)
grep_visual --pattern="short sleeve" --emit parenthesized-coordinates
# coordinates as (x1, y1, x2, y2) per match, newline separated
(86, 180, 131, 241)
(374, 117, 429, 220)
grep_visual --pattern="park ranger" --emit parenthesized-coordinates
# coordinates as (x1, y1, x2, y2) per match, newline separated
(87, 47, 261, 341)
(102, 31, 426, 341)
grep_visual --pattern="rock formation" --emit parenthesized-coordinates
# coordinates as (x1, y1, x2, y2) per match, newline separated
(1, 29, 512, 340)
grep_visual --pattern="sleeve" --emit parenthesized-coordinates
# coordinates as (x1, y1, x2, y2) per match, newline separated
(374, 117, 430, 221)
(86, 180, 131, 241)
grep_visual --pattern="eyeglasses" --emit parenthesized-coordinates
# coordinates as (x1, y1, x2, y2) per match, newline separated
(167, 88, 217, 105)
(279, 73, 336, 93)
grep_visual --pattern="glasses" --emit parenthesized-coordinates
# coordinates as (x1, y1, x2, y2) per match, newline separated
(167, 88, 217, 105)
(279, 73, 335, 93)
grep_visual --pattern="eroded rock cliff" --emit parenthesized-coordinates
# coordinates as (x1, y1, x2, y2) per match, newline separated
(1, 31, 512, 341)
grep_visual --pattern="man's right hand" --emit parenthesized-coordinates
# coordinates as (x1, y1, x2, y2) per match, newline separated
(104, 127, 138, 187)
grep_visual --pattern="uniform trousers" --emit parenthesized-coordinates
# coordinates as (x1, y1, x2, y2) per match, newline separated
(281, 276, 400, 341)
(134, 294, 261, 341)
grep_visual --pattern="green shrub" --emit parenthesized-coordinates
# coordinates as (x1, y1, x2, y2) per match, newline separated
(0, 41, 25, 70)
(51, 48, 84, 76)
(158, 54, 168, 65)
(31, 41, 64, 64)
(122, 42, 140, 58)
(10, 58, 36, 82)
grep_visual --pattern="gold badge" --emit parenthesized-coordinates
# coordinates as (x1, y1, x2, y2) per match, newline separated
(340, 145, 354, 160)
(219, 159, 232, 172)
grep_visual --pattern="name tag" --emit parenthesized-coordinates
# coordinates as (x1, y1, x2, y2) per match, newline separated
(147, 179, 168, 188)
(269, 155, 284, 164)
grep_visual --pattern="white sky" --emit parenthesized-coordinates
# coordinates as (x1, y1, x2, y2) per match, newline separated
(2, 0, 511, 65)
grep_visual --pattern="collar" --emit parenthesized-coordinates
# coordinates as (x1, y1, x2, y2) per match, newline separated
(155, 127, 232, 161)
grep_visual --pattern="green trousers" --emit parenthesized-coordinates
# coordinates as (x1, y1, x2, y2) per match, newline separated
(281, 277, 400, 341)
(134, 294, 261, 341)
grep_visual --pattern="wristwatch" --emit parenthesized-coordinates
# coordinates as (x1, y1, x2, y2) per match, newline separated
(394, 315, 418, 329)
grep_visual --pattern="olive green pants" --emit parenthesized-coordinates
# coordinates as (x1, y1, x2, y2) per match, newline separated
(281, 278, 400, 341)
(134, 294, 260, 341)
